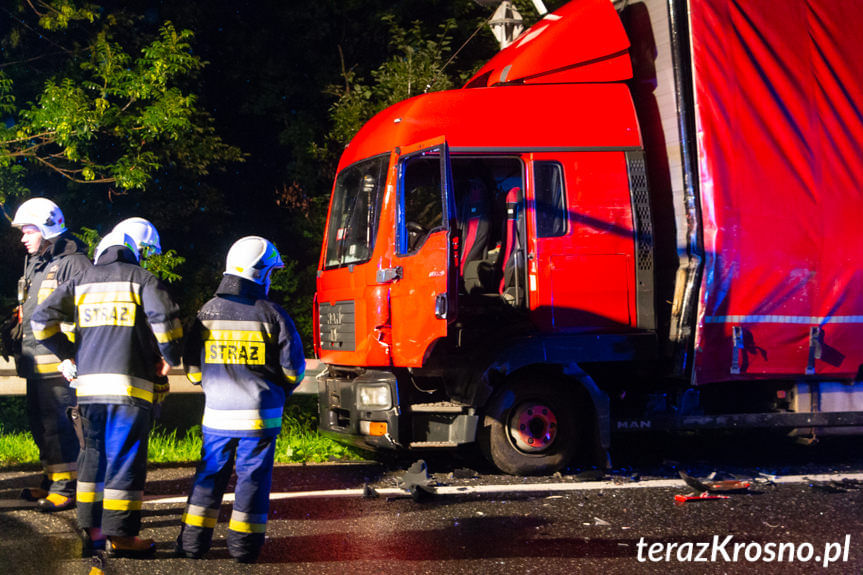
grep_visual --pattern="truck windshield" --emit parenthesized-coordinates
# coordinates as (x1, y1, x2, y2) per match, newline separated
(324, 154, 389, 269)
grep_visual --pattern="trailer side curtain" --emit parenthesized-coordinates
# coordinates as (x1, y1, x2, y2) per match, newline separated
(691, 0, 863, 382)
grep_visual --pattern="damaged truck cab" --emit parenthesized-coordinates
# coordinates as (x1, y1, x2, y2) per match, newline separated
(316, 0, 655, 475)
(315, 0, 863, 475)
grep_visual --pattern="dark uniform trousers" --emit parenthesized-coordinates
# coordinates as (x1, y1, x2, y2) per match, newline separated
(26, 376, 80, 497)
(179, 434, 276, 559)
(77, 403, 151, 536)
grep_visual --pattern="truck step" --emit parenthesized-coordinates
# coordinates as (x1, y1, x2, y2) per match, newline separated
(411, 402, 467, 413)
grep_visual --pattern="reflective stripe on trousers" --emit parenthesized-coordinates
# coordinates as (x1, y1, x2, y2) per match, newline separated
(77, 403, 151, 536)
(179, 434, 276, 559)
(26, 376, 79, 497)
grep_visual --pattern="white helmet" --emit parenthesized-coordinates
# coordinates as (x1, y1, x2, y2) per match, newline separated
(11, 198, 67, 240)
(94, 230, 139, 263)
(224, 236, 284, 291)
(112, 217, 162, 257)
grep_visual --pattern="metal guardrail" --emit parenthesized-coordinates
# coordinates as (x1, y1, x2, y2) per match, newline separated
(0, 357, 322, 396)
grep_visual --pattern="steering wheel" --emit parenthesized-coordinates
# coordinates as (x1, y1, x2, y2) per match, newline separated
(406, 221, 427, 235)
(406, 221, 427, 251)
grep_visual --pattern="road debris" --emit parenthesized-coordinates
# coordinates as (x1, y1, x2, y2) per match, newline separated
(362, 483, 379, 499)
(675, 470, 751, 503)
(806, 477, 863, 493)
(448, 468, 479, 480)
(398, 460, 437, 502)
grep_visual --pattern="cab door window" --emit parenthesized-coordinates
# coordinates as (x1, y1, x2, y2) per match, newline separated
(534, 161, 567, 237)
(398, 154, 446, 255)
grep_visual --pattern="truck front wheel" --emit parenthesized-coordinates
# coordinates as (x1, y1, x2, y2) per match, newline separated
(479, 381, 578, 475)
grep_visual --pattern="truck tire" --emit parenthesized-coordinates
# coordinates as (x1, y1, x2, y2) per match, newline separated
(478, 381, 578, 476)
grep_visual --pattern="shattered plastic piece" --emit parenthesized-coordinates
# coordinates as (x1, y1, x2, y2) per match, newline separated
(451, 467, 479, 479)
(756, 472, 778, 487)
(573, 469, 605, 482)
(806, 478, 863, 493)
(679, 470, 751, 493)
(398, 459, 437, 502)
(362, 483, 379, 499)
(594, 517, 611, 526)
(674, 492, 730, 503)
(676, 470, 750, 503)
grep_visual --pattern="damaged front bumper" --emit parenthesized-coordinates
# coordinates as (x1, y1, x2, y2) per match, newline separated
(317, 368, 402, 450)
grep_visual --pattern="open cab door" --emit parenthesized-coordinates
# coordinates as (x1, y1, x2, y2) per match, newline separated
(389, 137, 457, 367)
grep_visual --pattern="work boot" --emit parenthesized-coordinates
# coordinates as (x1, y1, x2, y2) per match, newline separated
(81, 528, 106, 558)
(233, 553, 259, 564)
(173, 538, 203, 560)
(174, 541, 204, 559)
(37, 493, 75, 512)
(20, 487, 49, 502)
(107, 536, 156, 558)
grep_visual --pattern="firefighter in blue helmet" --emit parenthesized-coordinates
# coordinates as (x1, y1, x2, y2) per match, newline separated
(11, 198, 91, 512)
(176, 236, 305, 564)
(32, 230, 184, 557)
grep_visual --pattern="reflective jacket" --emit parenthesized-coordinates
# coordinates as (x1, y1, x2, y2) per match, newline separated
(183, 275, 305, 438)
(19, 233, 91, 379)
(31, 246, 183, 408)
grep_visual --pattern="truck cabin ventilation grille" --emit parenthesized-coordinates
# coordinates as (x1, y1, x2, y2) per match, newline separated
(627, 152, 654, 273)
(319, 300, 356, 351)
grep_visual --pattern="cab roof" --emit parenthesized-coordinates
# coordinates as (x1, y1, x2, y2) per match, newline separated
(337, 82, 641, 171)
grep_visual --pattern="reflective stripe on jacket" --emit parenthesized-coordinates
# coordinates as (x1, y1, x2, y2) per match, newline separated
(31, 246, 183, 407)
(19, 233, 91, 379)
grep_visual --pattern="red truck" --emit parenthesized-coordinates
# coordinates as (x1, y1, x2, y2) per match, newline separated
(313, 0, 863, 475)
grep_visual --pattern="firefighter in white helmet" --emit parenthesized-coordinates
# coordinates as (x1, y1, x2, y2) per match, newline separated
(10, 197, 91, 512)
(177, 236, 305, 563)
(109, 217, 170, 408)
(32, 230, 184, 557)
(111, 217, 162, 259)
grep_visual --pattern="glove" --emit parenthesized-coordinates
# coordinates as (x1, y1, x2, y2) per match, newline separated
(0, 309, 21, 362)
(58, 359, 78, 383)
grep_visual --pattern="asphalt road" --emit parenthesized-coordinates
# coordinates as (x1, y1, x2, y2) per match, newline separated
(2, 432, 863, 575)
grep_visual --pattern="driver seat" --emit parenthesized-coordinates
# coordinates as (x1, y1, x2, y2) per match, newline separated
(459, 179, 492, 293)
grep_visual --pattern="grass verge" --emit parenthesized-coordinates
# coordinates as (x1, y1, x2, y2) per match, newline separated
(0, 395, 365, 468)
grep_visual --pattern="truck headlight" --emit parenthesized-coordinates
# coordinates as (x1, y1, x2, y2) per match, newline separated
(357, 384, 392, 410)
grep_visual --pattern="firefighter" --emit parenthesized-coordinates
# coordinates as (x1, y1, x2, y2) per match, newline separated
(176, 236, 305, 563)
(110, 217, 170, 407)
(31, 230, 184, 557)
(111, 217, 162, 260)
(11, 198, 91, 512)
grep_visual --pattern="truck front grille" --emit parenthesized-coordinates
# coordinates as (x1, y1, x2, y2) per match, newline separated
(319, 300, 356, 351)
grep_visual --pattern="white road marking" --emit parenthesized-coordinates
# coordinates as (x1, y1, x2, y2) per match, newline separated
(143, 471, 863, 505)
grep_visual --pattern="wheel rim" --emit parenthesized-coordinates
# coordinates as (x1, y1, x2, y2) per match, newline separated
(507, 401, 558, 453)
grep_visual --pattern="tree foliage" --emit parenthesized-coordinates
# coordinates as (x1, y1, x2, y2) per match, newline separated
(0, 2, 242, 212)
(318, 15, 459, 155)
